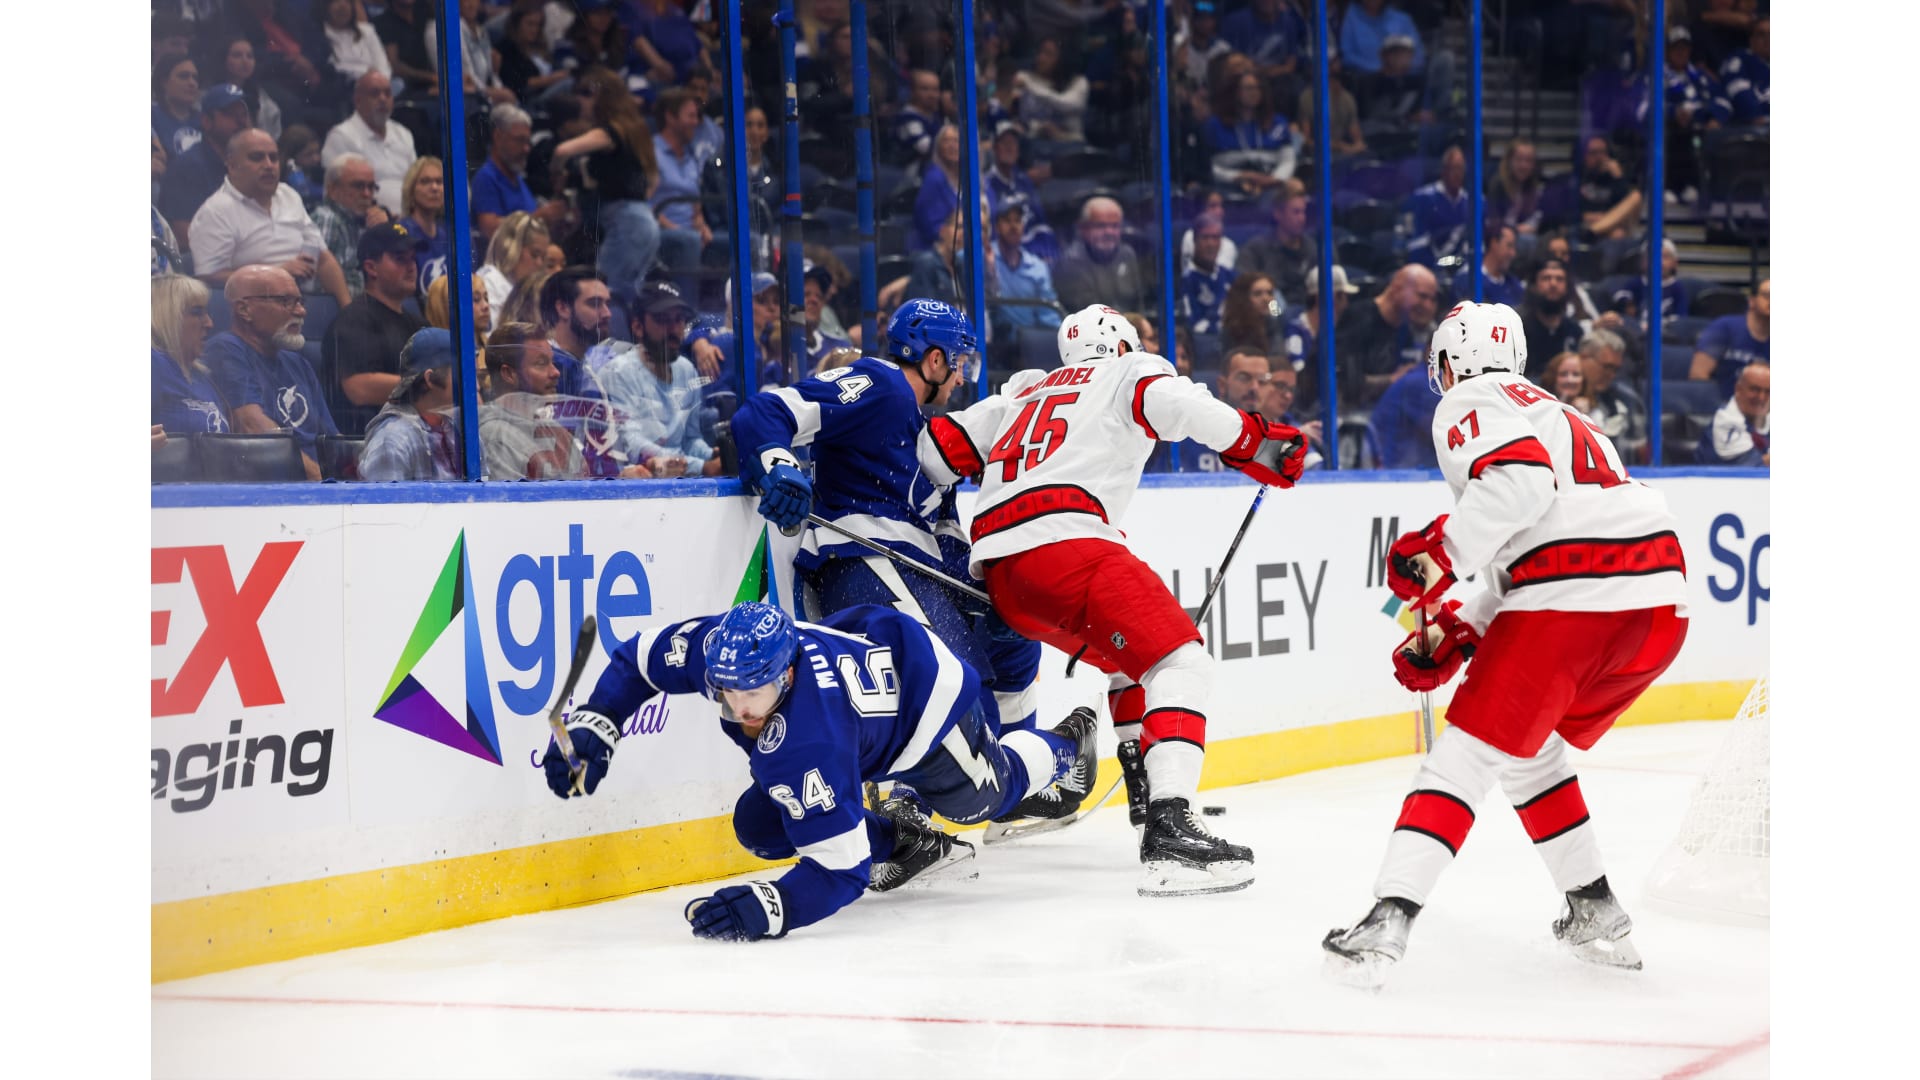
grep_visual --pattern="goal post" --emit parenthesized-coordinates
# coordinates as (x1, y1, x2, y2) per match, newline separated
(1644, 677, 1770, 925)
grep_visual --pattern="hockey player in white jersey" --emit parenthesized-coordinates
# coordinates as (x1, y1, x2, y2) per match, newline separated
(916, 304, 1308, 896)
(1322, 301, 1689, 986)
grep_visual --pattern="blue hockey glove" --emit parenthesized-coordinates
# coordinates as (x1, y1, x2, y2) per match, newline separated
(755, 447, 811, 532)
(685, 881, 788, 942)
(542, 710, 621, 799)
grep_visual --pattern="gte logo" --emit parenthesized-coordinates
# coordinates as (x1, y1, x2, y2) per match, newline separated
(152, 718, 333, 813)
(381, 524, 652, 764)
(151, 543, 303, 717)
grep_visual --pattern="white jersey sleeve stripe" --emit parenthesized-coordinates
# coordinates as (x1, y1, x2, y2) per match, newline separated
(772, 386, 823, 445)
(797, 822, 870, 871)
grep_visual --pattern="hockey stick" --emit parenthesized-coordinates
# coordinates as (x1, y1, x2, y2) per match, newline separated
(1414, 605, 1437, 753)
(802, 513, 993, 604)
(1065, 484, 1270, 677)
(990, 486, 1275, 844)
(547, 617, 601, 796)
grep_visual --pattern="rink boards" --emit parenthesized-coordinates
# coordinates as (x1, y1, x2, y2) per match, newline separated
(150, 470, 1768, 981)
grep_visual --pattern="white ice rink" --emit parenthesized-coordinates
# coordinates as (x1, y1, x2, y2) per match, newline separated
(152, 720, 1768, 1079)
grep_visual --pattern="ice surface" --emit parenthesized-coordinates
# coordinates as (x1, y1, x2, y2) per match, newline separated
(152, 721, 1768, 1079)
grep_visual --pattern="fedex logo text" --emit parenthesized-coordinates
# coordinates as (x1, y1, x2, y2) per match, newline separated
(152, 543, 303, 717)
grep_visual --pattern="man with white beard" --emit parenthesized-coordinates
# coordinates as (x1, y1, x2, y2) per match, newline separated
(203, 264, 341, 481)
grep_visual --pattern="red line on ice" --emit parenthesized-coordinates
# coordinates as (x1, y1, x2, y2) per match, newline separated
(154, 992, 1727, 1053)
(1660, 1031, 1769, 1078)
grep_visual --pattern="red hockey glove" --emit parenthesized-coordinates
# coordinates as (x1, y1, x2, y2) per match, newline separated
(1390, 600, 1481, 693)
(1220, 411, 1308, 489)
(1387, 515, 1456, 607)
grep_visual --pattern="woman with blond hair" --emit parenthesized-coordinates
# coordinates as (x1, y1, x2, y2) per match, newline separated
(552, 66, 662, 302)
(425, 272, 494, 397)
(151, 274, 230, 435)
(398, 156, 449, 292)
(497, 267, 553, 331)
(479, 211, 551, 315)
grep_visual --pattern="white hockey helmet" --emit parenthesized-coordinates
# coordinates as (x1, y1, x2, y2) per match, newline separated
(1057, 304, 1141, 365)
(1427, 300, 1528, 391)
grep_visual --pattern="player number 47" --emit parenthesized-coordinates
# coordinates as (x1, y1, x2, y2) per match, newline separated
(769, 769, 837, 819)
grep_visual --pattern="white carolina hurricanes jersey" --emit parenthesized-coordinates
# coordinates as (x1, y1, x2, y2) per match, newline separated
(918, 352, 1246, 576)
(1433, 373, 1688, 630)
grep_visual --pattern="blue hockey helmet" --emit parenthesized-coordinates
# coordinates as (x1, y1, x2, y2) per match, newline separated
(885, 298, 978, 378)
(703, 602, 799, 694)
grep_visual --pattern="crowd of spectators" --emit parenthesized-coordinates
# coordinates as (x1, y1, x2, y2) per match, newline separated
(152, 1, 1768, 484)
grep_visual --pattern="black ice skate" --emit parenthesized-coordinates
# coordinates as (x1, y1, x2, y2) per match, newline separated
(1553, 876, 1643, 970)
(1137, 796, 1254, 897)
(994, 707, 1100, 822)
(869, 796, 977, 893)
(1321, 897, 1421, 989)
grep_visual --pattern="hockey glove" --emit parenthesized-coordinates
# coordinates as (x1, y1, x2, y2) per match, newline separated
(1387, 516, 1456, 608)
(754, 446, 812, 533)
(685, 881, 788, 942)
(1391, 600, 1480, 692)
(542, 710, 620, 798)
(1220, 411, 1308, 489)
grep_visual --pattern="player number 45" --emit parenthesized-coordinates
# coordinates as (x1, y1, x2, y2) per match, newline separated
(769, 769, 837, 819)
(987, 392, 1077, 482)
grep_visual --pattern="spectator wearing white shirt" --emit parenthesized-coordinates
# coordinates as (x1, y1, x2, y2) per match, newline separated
(323, 72, 418, 214)
(1698, 363, 1769, 466)
(320, 0, 392, 83)
(190, 129, 351, 308)
(1014, 39, 1090, 142)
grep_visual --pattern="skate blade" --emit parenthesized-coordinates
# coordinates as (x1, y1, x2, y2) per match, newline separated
(886, 847, 980, 891)
(1319, 946, 1393, 990)
(1136, 859, 1253, 897)
(1565, 933, 1643, 970)
(982, 813, 1079, 844)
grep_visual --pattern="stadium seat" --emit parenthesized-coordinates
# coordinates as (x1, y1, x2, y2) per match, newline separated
(1335, 198, 1398, 237)
(193, 432, 305, 483)
(315, 434, 365, 481)
(1663, 379, 1724, 418)
(1048, 147, 1126, 181)
(807, 180, 859, 215)
(151, 434, 198, 484)
(1659, 340, 1697, 380)
(301, 294, 341, 342)
(1341, 162, 1414, 203)
(1691, 287, 1750, 319)
(1017, 326, 1062, 371)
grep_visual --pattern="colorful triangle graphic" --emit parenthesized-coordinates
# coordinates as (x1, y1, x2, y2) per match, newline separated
(374, 530, 502, 765)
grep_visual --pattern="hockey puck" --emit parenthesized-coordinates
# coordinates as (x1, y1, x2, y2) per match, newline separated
(1202, 805, 1225, 816)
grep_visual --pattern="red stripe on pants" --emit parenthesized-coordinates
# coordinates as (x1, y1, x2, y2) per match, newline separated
(1140, 707, 1206, 751)
(1394, 790, 1476, 856)
(1514, 777, 1591, 844)
(1108, 683, 1145, 727)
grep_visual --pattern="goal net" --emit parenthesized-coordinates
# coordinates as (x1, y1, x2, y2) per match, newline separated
(1644, 677, 1770, 924)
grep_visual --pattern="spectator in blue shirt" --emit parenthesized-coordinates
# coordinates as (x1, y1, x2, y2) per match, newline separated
(984, 122, 1058, 262)
(151, 274, 231, 436)
(1207, 71, 1296, 195)
(1720, 19, 1769, 125)
(472, 105, 569, 242)
(1451, 224, 1524, 309)
(159, 84, 252, 247)
(152, 52, 204, 162)
(1690, 278, 1769, 397)
(623, 0, 711, 85)
(1657, 26, 1732, 201)
(1608, 238, 1698, 327)
(914, 124, 964, 252)
(989, 200, 1062, 332)
(1369, 362, 1441, 469)
(204, 265, 340, 479)
(1220, 0, 1307, 90)
(1340, 0, 1424, 74)
(1407, 145, 1470, 271)
(1696, 363, 1769, 467)
(891, 69, 944, 166)
(1179, 212, 1235, 337)
(651, 88, 713, 281)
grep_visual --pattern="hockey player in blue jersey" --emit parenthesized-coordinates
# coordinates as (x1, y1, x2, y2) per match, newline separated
(542, 602, 1098, 942)
(729, 300, 1064, 817)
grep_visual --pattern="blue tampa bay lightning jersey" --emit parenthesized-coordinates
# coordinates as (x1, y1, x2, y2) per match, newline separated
(581, 604, 983, 934)
(732, 356, 971, 578)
